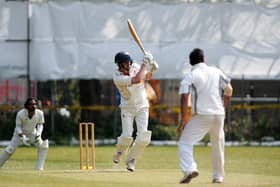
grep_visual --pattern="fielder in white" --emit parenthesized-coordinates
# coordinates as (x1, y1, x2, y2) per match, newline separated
(177, 48, 233, 184)
(112, 51, 158, 172)
(0, 97, 49, 170)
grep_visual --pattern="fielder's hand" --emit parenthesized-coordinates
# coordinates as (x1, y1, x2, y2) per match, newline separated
(176, 121, 187, 138)
(143, 51, 154, 65)
(20, 134, 31, 146)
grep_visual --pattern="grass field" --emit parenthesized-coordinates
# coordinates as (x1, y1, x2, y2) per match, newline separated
(0, 146, 279, 187)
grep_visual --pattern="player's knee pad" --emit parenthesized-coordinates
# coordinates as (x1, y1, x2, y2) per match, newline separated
(135, 131, 152, 146)
(0, 150, 11, 168)
(5, 145, 16, 154)
(125, 131, 152, 162)
(37, 139, 49, 150)
(35, 140, 49, 170)
(116, 136, 133, 153)
(117, 136, 133, 146)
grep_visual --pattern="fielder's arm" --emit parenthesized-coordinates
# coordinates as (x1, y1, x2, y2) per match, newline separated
(15, 126, 23, 137)
(177, 93, 190, 136)
(224, 83, 233, 107)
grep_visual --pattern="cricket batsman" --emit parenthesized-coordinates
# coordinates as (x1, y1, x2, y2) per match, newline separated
(112, 51, 158, 172)
(0, 97, 49, 170)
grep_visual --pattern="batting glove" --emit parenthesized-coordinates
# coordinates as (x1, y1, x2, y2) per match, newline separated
(20, 134, 31, 146)
(150, 60, 159, 71)
(143, 52, 154, 65)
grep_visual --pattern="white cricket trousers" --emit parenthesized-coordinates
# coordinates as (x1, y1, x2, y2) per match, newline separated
(178, 114, 225, 180)
(120, 107, 149, 137)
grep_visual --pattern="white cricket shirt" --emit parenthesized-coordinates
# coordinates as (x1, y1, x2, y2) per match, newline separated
(179, 63, 230, 115)
(113, 63, 149, 108)
(15, 108, 45, 135)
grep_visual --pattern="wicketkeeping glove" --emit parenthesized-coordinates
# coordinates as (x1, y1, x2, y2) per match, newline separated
(34, 135, 41, 144)
(34, 123, 43, 144)
(20, 134, 31, 146)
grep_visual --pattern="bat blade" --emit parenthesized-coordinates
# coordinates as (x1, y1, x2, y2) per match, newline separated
(127, 19, 145, 54)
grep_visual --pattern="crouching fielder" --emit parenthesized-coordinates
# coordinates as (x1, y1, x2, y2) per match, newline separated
(112, 51, 158, 172)
(0, 97, 48, 170)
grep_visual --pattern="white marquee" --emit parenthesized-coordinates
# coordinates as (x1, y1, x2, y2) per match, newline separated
(0, 1, 279, 80)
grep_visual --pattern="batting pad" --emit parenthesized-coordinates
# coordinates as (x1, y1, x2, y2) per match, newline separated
(115, 136, 133, 154)
(125, 131, 152, 162)
(0, 151, 11, 168)
(35, 140, 49, 170)
(135, 131, 152, 145)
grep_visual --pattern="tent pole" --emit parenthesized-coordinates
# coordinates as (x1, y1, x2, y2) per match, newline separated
(27, 0, 32, 97)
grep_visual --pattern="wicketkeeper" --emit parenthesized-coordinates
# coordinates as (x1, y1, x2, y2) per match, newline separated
(112, 51, 158, 172)
(0, 97, 49, 170)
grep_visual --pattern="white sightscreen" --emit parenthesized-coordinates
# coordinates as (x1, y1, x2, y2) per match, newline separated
(0, 1, 27, 79)
(1, 1, 280, 80)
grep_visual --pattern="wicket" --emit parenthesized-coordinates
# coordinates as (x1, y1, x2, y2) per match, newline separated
(79, 122, 95, 170)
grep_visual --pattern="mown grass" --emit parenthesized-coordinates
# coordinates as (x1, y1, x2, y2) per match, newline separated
(0, 146, 279, 187)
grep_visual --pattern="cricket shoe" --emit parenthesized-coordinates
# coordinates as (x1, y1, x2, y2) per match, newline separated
(113, 152, 122, 164)
(179, 170, 199, 184)
(126, 159, 135, 172)
(212, 178, 223, 183)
